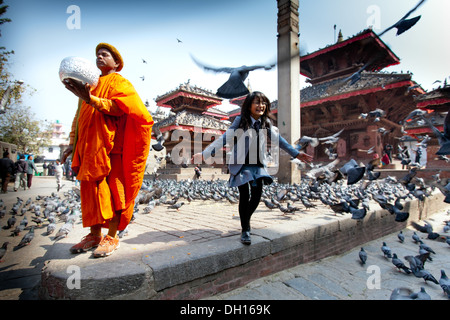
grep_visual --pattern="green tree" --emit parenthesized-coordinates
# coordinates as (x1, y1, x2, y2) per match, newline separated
(0, 0, 28, 112)
(0, 104, 53, 154)
(0, 0, 50, 155)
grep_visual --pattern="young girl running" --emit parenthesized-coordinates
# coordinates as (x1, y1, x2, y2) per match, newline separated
(192, 91, 312, 244)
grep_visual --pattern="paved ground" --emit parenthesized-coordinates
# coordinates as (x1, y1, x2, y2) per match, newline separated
(209, 208, 450, 300)
(0, 175, 449, 300)
(0, 176, 329, 299)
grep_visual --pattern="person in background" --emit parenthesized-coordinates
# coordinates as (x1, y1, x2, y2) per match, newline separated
(381, 151, 390, 167)
(0, 151, 14, 193)
(194, 165, 202, 179)
(26, 155, 38, 189)
(383, 143, 393, 163)
(14, 155, 28, 192)
(43, 161, 48, 176)
(54, 159, 65, 192)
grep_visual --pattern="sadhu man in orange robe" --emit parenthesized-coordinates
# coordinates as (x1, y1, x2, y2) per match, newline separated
(62, 43, 154, 257)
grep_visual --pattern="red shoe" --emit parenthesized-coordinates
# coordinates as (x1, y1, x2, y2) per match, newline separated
(70, 233, 103, 254)
(93, 235, 120, 258)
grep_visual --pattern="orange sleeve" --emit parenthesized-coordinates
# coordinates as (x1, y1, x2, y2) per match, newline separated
(69, 99, 82, 145)
(69, 113, 77, 145)
(89, 96, 125, 116)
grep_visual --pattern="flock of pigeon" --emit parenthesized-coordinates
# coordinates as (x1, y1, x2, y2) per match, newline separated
(358, 219, 450, 300)
(0, 190, 82, 263)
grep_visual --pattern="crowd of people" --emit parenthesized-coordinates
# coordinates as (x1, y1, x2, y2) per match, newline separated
(0, 152, 77, 193)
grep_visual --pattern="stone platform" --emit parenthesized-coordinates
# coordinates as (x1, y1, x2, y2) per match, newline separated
(38, 188, 447, 300)
(151, 166, 228, 181)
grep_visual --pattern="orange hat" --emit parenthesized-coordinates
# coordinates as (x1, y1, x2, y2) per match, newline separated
(95, 43, 124, 71)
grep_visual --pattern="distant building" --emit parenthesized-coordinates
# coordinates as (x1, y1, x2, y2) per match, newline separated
(39, 120, 69, 162)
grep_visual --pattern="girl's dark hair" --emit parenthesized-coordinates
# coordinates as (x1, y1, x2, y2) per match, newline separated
(239, 91, 274, 130)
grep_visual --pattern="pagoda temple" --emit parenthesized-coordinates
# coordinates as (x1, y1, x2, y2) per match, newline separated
(152, 81, 230, 180)
(296, 28, 426, 162)
(406, 85, 450, 178)
(229, 28, 425, 165)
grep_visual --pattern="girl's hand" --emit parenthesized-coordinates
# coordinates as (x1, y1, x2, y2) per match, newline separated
(296, 151, 313, 164)
(191, 153, 203, 164)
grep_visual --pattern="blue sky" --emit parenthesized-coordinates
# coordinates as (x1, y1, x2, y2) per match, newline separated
(2, 0, 449, 131)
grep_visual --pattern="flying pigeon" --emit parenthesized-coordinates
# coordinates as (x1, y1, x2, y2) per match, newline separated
(339, 159, 366, 185)
(420, 114, 450, 155)
(190, 54, 276, 99)
(368, 108, 386, 122)
(152, 125, 168, 152)
(294, 135, 319, 151)
(378, 0, 426, 37)
(318, 129, 344, 145)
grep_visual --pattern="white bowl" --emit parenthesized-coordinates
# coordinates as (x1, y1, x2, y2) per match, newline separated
(59, 56, 100, 88)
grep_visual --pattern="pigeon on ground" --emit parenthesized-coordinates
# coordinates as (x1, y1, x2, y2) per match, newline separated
(348, 204, 367, 220)
(391, 253, 411, 274)
(412, 231, 421, 243)
(0, 242, 9, 262)
(118, 226, 129, 238)
(263, 199, 277, 210)
(397, 231, 405, 243)
(412, 268, 439, 285)
(54, 221, 74, 241)
(168, 202, 184, 211)
(381, 242, 392, 258)
(6, 214, 16, 229)
(46, 222, 56, 235)
(18, 226, 35, 247)
(410, 287, 431, 300)
(439, 270, 450, 298)
(11, 224, 25, 237)
(418, 241, 436, 255)
(405, 254, 439, 284)
(359, 247, 367, 265)
(390, 288, 415, 300)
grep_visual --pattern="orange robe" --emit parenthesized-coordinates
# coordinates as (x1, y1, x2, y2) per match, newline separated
(69, 72, 153, 230)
